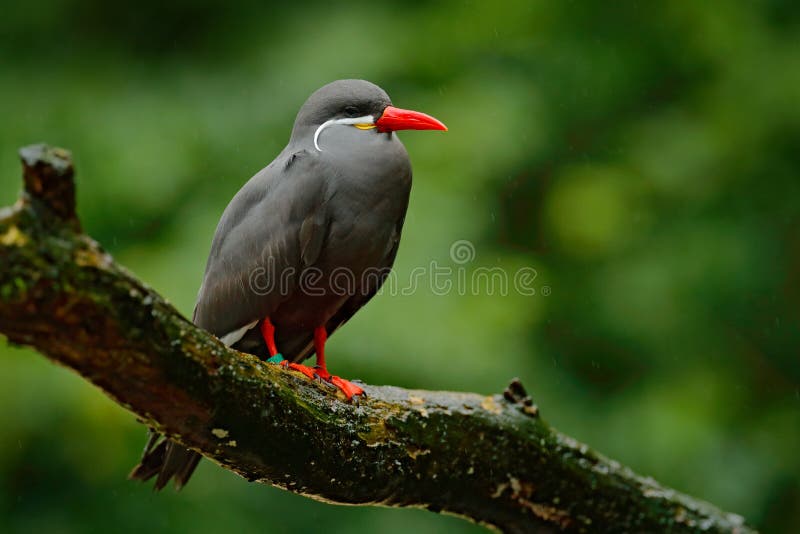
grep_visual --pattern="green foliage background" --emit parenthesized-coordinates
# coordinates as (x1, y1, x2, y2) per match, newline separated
(1, 1, 798, 532)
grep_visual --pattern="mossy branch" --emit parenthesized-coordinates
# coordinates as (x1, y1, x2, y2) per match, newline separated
(0, 144, 753, 533)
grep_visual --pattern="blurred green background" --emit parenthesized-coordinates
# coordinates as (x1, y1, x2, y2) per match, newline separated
(1, 1, 799, 532)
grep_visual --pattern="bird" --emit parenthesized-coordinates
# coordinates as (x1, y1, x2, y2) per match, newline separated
(129, 79, 447, 490)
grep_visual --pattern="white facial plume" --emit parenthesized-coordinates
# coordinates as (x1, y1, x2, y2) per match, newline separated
(313, 115, 375, 151)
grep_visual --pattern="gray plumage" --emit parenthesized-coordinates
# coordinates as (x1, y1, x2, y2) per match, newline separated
(130, 80, 414, 490)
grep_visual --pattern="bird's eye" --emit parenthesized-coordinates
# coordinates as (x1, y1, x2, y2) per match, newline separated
(344, 106, 360, 118)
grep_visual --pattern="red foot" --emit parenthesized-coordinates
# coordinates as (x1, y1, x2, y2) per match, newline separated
(281, 362, 363, 400)
(280, 361, 316, 380)
(330, 376, 364, 400)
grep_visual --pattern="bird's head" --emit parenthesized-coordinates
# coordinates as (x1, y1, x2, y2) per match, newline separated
(290, 79, 447, 151)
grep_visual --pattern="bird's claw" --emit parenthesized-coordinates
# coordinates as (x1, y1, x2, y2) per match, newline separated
(280, 361, 315, 379)
(313, 366, 331, 381)
(330, 375, 364, 400)
(278, 361, 363, 400)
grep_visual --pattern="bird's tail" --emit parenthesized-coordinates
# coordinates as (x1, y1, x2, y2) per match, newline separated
(128, 429, 201, 491)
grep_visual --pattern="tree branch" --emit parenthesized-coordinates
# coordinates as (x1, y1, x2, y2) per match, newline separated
(0, 144, 753, 533)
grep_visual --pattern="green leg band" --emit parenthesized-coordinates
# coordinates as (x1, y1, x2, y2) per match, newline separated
(266, 353, 284, 364)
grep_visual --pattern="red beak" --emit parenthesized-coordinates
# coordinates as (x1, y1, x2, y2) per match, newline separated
(375, 106, 448, 133)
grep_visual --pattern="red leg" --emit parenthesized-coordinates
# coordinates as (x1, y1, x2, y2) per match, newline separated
(282, 326, 328, 380)
(314, 326, 363, 400)
(260, 318, 279, 357)
(313, 326, 329, 380)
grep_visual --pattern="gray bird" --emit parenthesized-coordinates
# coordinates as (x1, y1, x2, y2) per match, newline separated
(129, 79, 447, 490)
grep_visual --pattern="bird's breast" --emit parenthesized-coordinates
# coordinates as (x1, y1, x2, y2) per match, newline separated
(311, 132, 411, 269)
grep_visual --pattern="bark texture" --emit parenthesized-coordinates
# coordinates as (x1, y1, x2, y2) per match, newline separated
(0, 144, 754, 533)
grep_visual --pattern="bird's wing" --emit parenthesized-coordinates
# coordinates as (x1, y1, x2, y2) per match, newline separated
(329, 216, 404, 331)
(193, 150, 329, 341)
(282, 214, 406, 363)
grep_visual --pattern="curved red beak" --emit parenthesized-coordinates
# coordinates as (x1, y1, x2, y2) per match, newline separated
(375, 106, 448, 133)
